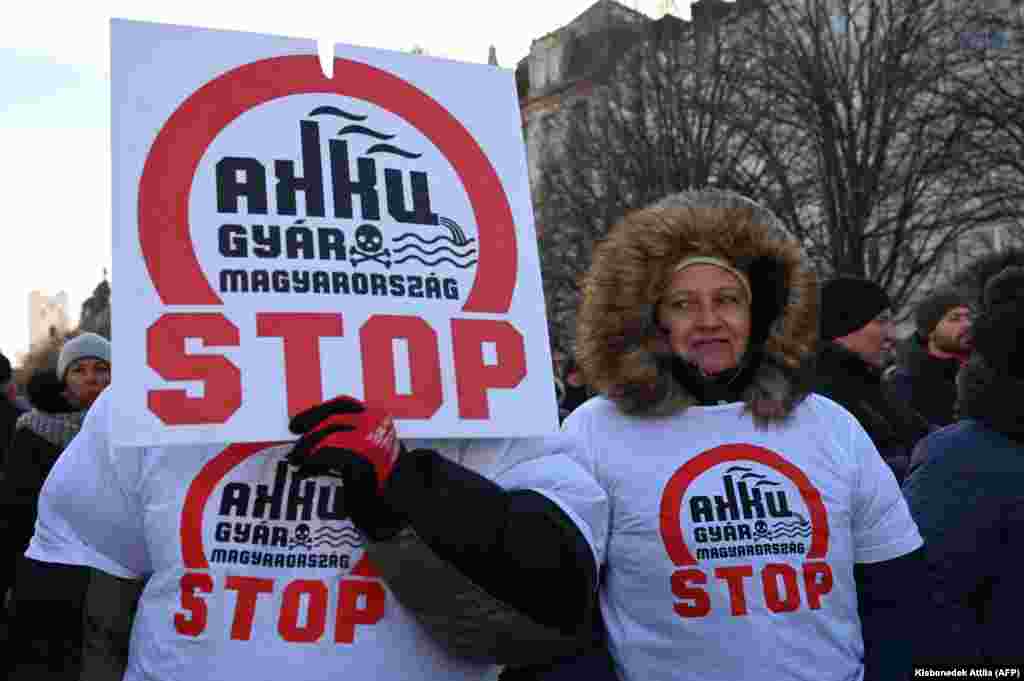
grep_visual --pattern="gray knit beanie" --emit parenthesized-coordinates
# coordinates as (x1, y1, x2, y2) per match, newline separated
(57, 333, 111, 381)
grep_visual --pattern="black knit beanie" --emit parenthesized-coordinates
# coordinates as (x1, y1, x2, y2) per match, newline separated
(914, 288, 969, 338)
(820, 277, 891, 341)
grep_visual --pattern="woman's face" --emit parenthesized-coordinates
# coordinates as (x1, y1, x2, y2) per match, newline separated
(64, 357, 111, 408)
(657, 264, 752, 375)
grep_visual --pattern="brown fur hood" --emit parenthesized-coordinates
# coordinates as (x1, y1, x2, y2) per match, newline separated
(576, 191, 818, 423)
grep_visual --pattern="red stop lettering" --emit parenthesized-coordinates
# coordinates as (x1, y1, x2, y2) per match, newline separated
(278, 579, 328, 643)
(451, 319, 527, 419)
(147, 313, 242, 424)
(256, 313, 344, 418)
(335, 579, 386, 644)
(802, 561, 834, 610)
(225, 576, 275, 641)
(671, 568, 710, 618)
(762, 563, 801, 613)
(360, 315, 442, 418)
(714, 565, 754, 616)
(174, 572, 213, 636)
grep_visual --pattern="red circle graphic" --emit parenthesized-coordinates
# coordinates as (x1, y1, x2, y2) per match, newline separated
(658, 443, 830, 566)
(138, 55, 517, 314)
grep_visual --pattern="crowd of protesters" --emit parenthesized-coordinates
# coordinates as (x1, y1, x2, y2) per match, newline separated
(2, 195, 1023, 681)
(531, 241, 1024, 679)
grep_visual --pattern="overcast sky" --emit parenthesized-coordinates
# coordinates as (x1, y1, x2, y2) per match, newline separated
(0, 0, 695, 360)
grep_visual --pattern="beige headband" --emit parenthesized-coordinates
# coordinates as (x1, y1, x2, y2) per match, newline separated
(672, 256, 752, 302)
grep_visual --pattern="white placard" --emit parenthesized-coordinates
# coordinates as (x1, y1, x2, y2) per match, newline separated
(112, 19, 557, 446)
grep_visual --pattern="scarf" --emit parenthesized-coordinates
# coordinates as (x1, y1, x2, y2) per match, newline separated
(16, 409, 87, 449)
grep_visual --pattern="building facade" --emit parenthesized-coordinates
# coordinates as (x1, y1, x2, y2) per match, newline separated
(28, 290, 70, 351)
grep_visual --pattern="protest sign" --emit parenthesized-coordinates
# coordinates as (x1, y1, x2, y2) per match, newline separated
(112, 19, 557, 446)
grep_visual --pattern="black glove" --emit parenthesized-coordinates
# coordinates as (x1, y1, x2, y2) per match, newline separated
(287, 395, 410, 539)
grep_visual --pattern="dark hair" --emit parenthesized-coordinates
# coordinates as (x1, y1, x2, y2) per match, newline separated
(0, 352, 11, 385)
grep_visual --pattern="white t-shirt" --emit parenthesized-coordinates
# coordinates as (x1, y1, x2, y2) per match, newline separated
(28, 389, 608, 681)
(562, 394, 922, 681)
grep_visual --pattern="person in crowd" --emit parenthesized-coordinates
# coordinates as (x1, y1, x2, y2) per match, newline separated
(811, 278, 931, 483)
(885, 288, 972, 428)
(1, 351, 27, 468)
(903, 261, 1024, 666)
(10, 376, 607, 676)
(563, 191, 927, 680)
(1, 332, 111, 679)
(0, 350, 27, 644)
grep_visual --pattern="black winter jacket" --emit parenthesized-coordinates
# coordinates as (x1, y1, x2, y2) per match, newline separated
(0, 395, 25, 469)
(1, 370, 82, 578)
(886, 333, 963, 428)
(0, 370, 86, 681)
(812, 342, 932, 483)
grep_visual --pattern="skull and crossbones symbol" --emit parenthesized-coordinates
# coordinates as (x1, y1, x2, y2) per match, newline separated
(753, 520, 770, 539)
(288, 523, 313, 550)
(350, 224, 391, 268)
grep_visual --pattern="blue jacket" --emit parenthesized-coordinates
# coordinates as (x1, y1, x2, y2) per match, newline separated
(903, 357, 1024, 665)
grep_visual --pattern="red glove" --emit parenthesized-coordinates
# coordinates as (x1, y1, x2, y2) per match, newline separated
(286, 395, 401, 492)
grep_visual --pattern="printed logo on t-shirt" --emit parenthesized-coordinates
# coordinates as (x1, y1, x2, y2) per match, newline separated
(174, 444, 385, 645)
(687, 466, 809, 561)
(211, 459, 361, 571)
(659, 443, 834, 618)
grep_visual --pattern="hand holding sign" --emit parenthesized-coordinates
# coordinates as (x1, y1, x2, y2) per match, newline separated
(288, 395, 401, 487)
(288, 395, 410, 539)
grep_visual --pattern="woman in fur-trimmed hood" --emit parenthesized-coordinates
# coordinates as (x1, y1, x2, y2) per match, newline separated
(562, 191, 927, 681)
(575, 190, 818, 421)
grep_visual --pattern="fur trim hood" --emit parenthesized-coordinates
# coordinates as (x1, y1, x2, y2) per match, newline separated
(576, 191, 818, 423)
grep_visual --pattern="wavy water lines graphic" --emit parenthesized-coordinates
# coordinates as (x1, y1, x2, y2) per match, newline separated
(308, 105, 367, 121)
(769, 517, 812, 539)
(393, 230, 478, 269)
(365, 143, 421, 159)
(393, 233, 475, 246)
(771, 519, 811, 529)
(313, 526, 363, 549)
(314, 527, 361, 539)
(392, 244, 477, 258)
(769, 529, 813, 539)
(337, 124, 395, 140)
(314, 537, 364, 549)
(393, 255, 478, 268)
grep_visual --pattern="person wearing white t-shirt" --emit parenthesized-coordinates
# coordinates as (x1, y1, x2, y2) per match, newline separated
(562, 190, 927, 681)
(9, 389, 609, 680)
